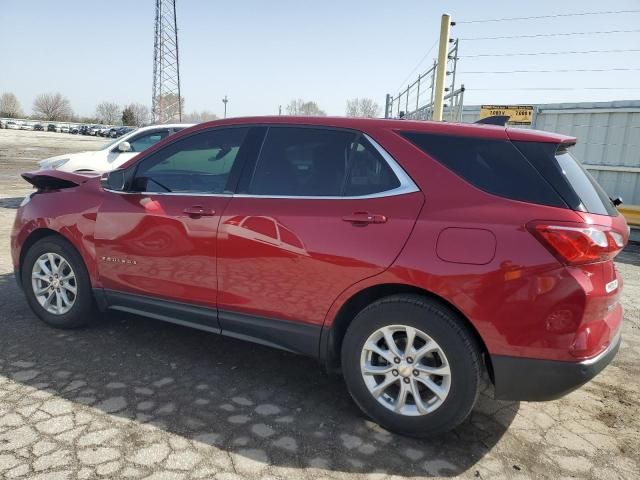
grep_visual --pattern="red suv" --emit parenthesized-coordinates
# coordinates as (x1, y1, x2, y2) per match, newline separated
(11, 117, 628, 436)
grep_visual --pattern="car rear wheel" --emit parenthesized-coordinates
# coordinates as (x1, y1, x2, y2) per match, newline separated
(341, 294, 482, 436)
(22, 236, 97, 329)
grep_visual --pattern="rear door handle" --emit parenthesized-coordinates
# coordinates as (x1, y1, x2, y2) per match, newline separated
(183, 205, 216, 217)
(342, 212, 388, 225)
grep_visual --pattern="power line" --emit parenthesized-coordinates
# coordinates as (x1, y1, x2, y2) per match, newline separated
(461, 68, 640, 74)
(457, 9, 640, 24)
(460, 29, 640, 41)
(394, 39, 438, 94)
(468, 87, 640, 91)
(461, 48, 640, 58)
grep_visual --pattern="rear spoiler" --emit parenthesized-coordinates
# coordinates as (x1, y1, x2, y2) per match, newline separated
(475, 115, 510, 126)
(21, 170, 98, 190)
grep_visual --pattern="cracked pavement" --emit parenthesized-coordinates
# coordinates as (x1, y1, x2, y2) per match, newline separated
(0, 129, 639, 479)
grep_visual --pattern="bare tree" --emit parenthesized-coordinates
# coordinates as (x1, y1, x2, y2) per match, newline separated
(286, 99, 327, 116)
(345, 98, 380, 118)
(182, 110, 218, 123)
(32, 93, 73, 121)
(0, 92, 23, 118)
(122, 103, 151, 126)
(95, 101, 121, 125)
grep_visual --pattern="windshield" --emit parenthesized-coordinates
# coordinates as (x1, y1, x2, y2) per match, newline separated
(101, 128, 139, 150)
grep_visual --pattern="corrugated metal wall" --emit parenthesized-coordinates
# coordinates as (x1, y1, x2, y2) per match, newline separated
(461, 101, 640, 205)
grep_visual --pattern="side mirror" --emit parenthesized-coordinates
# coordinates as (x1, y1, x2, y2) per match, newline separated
(118, 141, 131, 153)
(101, 169, 127, 191)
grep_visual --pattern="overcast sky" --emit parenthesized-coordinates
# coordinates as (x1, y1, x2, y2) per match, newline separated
(1, 0, 639, 118)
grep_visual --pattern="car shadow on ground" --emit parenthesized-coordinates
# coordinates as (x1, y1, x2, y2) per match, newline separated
(616, 243, 640, 267)
(0, 272, 519, 477)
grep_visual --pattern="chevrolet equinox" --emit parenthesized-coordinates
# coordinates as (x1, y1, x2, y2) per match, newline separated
(11, 116, 628, 436)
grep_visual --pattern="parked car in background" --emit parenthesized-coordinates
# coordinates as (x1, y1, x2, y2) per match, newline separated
(59, 125, 70, 133)
(33, 123, 44, 131)
(46, 124, 57, 132)
(7, 121, 20, 130)
(98, 126, 112, 137)
(107, 127, 119, 138)
(89, 125, 102, 136)
(16, 116, 628, 436)
(37, 124, 192, 173)
(20, 123, 33, 131)
(110, 126, 134, 138)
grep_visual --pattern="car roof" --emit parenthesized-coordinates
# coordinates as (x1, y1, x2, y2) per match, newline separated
(188, 116, 573, 144)
(136, 123, 195, 131)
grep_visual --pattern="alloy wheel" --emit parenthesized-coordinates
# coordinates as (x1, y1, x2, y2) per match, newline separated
(360, 324, 451, 416)
(31, 252, 77, 315)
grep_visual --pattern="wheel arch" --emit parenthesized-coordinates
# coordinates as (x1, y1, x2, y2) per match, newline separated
(18, 228, 91, 287)
(320, 283, 493, 379)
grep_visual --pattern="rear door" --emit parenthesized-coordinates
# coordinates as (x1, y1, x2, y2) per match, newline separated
(217, 126, 424, 352)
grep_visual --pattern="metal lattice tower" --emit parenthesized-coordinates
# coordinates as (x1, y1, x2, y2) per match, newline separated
(152, 0, 182, 123)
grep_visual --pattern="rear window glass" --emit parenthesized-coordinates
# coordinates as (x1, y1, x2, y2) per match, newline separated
(399, 131, 566, 208)
(554, 148, 617, 216)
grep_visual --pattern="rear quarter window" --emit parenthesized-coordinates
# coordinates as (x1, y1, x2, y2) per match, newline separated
(399, 131, 566, 208)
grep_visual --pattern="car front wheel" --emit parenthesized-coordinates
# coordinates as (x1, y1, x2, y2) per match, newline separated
(22, 236, 97, 329)
(341, 294, 482, 436)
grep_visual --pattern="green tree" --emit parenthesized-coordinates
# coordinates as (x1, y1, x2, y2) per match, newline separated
(122, 106, 135, 126)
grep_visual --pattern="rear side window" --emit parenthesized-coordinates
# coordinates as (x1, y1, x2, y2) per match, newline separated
(400, 131, 566, 208)
(345, 139, 400, 196)
(248, 127, 400, 197)
(555, 148, 617, 216)
(514, 141, 617, 216)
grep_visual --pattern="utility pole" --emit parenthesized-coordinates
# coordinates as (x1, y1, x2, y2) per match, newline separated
(433, 13, 451, 122)
(278, 105, 282, 115)
(222, 95, 228, 118)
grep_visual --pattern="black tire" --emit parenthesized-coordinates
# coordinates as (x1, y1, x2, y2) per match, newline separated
(341, 294, 482, 437)
(21, 235, 97, 329)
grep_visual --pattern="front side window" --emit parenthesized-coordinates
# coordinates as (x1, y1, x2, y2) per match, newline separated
(132, 127, 248, 194)
(248, 127, 400, 197)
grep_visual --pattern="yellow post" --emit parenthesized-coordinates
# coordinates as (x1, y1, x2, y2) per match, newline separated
(433, 13, 451, 121)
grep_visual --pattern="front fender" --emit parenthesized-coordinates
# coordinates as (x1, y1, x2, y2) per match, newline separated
(11, 186, 102, 287)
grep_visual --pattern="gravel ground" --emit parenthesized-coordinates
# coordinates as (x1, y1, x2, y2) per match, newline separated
(0, 129, 638, 480)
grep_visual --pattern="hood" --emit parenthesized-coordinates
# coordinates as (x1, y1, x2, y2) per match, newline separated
(22, 169, 101, 190)
(37, 150, 100, 168)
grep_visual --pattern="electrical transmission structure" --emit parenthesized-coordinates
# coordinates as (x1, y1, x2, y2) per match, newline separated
(152, 0, 182, 123)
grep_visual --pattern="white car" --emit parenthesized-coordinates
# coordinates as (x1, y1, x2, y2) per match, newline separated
(21, 123, 34, 131)
(6, 121, 20, 130)
(38, 124, 193, 173)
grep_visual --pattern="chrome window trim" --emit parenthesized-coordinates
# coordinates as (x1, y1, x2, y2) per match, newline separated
(235, 133, 419, 200)
(102, 133, 420, 200)
(103, 189, 233, 197)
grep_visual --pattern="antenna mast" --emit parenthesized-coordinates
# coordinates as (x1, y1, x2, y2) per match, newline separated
(152, 0, 182, 123)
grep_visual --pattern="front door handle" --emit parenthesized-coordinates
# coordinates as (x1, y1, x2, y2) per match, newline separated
(342, 212, 388, 225)
(183, 205, 216, 217)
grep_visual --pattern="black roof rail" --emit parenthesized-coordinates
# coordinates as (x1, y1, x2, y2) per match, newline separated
(475, 115, 510, 126)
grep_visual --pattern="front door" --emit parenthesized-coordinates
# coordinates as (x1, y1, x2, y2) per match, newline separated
(95, 126, 251, 310)
(217, 126, 424, 340)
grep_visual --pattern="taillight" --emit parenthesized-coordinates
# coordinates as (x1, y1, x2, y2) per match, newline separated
(528, 222, 625, 265)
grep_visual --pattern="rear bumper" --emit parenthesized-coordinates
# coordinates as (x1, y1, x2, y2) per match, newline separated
(491, 331, 621, 401)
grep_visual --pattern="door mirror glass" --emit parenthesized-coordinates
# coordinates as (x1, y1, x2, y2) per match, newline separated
(118, 141, 131, 153)
(102, 169, 127, 191)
